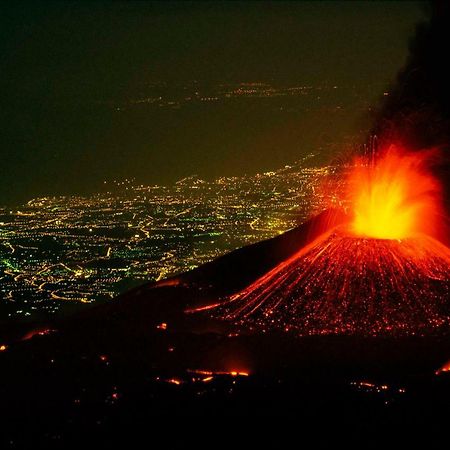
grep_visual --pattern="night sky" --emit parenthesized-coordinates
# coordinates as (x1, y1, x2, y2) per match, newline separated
(1, 1, 425, 204)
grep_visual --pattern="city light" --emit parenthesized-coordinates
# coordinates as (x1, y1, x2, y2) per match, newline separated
(0, 156, 334, 320)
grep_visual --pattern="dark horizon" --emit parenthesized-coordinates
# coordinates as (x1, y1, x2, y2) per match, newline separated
(0, 1, 425, 204)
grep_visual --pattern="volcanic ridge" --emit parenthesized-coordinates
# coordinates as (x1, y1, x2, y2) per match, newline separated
(204, 227, 450, 336)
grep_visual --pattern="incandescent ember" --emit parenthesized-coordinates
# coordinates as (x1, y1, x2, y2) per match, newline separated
(198, 145, 450, 336)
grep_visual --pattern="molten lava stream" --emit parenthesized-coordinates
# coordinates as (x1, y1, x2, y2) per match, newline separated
(203, 146, 450, 337)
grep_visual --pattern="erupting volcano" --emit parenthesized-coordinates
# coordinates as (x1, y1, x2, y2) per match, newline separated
(203, 146, 450, 336)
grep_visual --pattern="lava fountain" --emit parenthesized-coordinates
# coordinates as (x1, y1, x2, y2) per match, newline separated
(349, 146, 443, 240)
(201, 145, 450, 336)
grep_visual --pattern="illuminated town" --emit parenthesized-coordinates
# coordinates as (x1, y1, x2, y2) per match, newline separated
(110, 80, 378, 112)
(0, 155, 336, 321)
(1, 2, 449, 446)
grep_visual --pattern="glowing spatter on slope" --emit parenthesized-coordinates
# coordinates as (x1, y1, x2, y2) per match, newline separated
(348, 146, 442, 240)
(205, 229, 450, 336)
(194, 146, 450, 336)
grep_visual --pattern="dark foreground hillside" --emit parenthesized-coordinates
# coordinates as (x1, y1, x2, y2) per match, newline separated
(0, 210, 449, 448)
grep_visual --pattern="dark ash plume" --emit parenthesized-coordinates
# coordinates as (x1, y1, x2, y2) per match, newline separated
(373, 1, 450, 210)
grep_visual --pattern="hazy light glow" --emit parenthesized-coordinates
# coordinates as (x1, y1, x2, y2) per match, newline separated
(349, 146, 442, 240)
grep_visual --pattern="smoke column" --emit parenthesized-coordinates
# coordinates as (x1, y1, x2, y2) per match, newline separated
(372, 1, 450, 216)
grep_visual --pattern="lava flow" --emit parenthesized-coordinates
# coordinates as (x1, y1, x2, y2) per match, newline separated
(203, 146, 450, 336)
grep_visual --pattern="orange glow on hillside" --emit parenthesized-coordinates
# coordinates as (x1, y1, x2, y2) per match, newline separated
(22, 328, 55, 341)
(436, 360, 450, 375)
(195, 143, 450, 337)
(348, 146, 442, 240)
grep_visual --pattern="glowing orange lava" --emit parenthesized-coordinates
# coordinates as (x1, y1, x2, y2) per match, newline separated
(435, 360, 450, 375)
(348, 146, 442, 240)
(194, 143, 450, 337)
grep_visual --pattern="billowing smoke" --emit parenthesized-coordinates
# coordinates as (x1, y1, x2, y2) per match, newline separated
(373, 1, 450, 211)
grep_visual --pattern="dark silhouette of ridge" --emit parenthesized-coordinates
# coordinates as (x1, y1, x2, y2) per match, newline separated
(0, 209, 343, 343)
(54, 208, 347, 329)
(0, 212, 449, 448)
(175, 208, 346, 293)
